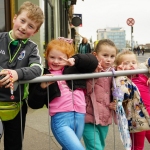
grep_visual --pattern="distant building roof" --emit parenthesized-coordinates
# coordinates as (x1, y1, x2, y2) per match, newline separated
(145, 43, 150, 49)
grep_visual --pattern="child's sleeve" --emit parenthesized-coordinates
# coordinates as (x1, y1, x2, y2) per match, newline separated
(28, 83, 47, 109)
(139, 57, 150, 68)
(146, 58, 150, 67)
(16, 45, 43, 80)
(28, 81, 61, 109)
(72, 53, 98, 73)
(27, 68, 61, 109)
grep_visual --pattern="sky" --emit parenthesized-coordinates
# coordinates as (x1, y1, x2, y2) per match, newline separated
(74, 0, 150, 45)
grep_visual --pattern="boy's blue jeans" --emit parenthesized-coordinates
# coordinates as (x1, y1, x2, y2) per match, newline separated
(51, 111, 85, 150)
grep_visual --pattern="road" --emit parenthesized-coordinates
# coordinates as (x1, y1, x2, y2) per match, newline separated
(0, 53, 150, 150)
(137, 53, 150, 63)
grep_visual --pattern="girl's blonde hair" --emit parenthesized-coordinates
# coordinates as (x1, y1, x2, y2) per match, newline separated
(115, 50, 137, 66)
(45, 39, 75, 59)
(94, 39, 118, 54)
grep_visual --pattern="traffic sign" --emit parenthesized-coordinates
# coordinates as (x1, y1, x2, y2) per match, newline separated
(72, 14, 82, 27)
(126, 18, 135, 26)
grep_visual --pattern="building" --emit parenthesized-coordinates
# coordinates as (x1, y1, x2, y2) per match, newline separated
(97, 27, 126, 51)
(144, 43, 150, 49)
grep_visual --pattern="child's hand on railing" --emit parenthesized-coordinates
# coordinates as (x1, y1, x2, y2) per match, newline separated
(109, 101, 117, 111)
(40, 74, 55, 89)
(146, 78, 150, 86)
(0, 69, 18, 88)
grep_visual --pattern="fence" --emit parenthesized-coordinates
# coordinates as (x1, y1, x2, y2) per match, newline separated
(1, 68, 150, 150)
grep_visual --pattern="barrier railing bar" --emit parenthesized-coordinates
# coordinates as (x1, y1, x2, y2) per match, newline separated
(19, 69, 148, 84)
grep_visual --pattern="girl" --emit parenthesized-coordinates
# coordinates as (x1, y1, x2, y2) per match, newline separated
(115, 50, 150, 150)
(83, 39, 118, 150)
(28, 37, 98, 150)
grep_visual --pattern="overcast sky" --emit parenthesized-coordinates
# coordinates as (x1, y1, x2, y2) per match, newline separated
(74, 0, 150, 45)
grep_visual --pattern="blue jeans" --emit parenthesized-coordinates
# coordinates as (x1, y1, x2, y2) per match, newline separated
(51, 112, 85, 150)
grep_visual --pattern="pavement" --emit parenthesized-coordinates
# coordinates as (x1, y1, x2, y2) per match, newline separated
(0, 52, 150, 150)
(136, 52, 150, 63)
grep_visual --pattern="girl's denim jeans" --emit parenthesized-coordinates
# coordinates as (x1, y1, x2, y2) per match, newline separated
(51, 111, 85, 150)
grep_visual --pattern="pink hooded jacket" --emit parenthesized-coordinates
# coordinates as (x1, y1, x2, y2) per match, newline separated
(132, 74, 150, 115)
(85, 75, 115, 126)
(132, 61, 150, 115)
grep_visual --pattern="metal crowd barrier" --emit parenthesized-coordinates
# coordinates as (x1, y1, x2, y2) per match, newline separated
(1, 69, 149, 150)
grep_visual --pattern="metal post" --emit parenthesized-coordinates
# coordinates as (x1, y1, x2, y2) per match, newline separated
(126, 18, 135, 51)
(131, 26, 133, 51)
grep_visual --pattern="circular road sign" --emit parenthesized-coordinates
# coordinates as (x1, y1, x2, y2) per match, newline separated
(126, 18, 135, 26)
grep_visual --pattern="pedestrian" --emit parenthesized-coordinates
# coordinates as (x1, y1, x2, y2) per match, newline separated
(28, 37, 98, 150)
(137, 46, 141, 56)
(83, 39, 118, 150)
(0, 1, 44, 150)
(78, 37, 91, 54)
(141, 46, 145, 55)
(115, 50, 150, 150)
(133, 47, 137, 54)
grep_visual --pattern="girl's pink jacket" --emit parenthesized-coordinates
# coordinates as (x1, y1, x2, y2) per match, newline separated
(85, 75, 116, 126)
(132, 74, 150, 115)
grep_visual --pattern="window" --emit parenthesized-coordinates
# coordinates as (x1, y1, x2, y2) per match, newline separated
(0, 0, 5, 32)
(0, 0, 11, 32)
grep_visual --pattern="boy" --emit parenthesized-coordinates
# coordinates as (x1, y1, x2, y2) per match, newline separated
(0, 1, 44, 150)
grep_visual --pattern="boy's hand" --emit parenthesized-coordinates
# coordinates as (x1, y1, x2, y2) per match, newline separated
(0, 69, 18, 88)
(59, 57, 75, 66)
(8, 70, 18, 82)
(40, 74, 55, 89)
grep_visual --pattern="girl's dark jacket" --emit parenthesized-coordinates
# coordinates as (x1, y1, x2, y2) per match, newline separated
(28, 53, 98, 109)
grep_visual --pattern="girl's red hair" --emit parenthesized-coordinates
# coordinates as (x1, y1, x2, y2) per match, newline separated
(45, 39, 75, 59)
